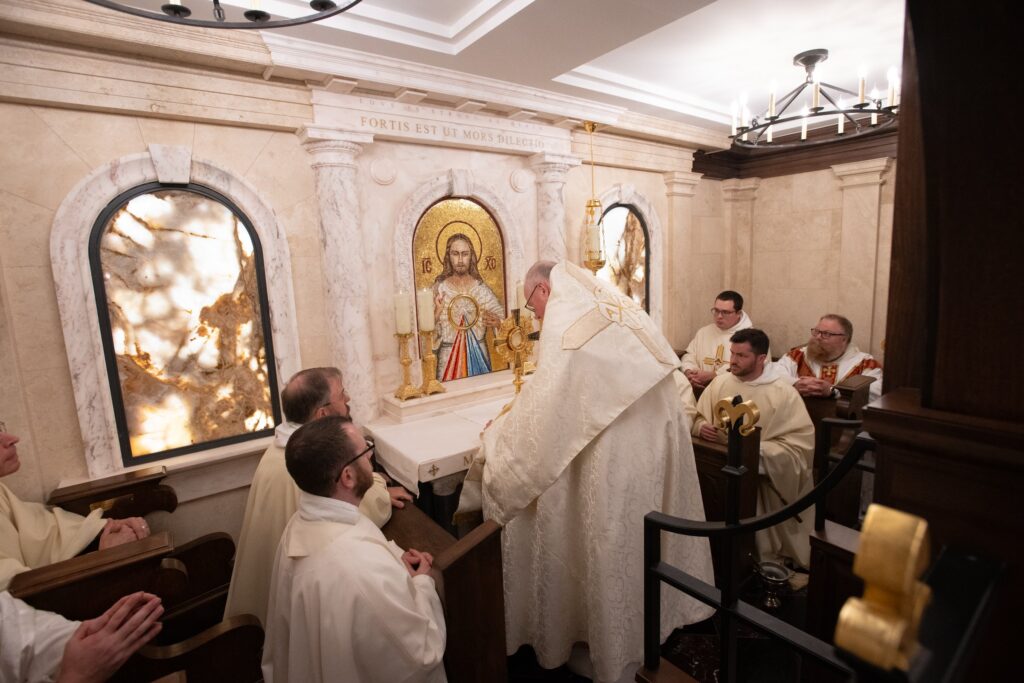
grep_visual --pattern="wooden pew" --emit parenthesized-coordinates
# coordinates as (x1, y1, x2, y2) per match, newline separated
(111, 615, 265, 683)
(691, 435, 760, 586)
(383, 503, 507, 683)
(802, 375, 875, 527)
(8, 530, 235, 639)
(47, 465, 178, 518)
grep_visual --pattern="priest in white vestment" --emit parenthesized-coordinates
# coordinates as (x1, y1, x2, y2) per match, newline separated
(0, 590, 163, 683)
(776, 314, 883, 402)
(224, 367, 398, 626)
(1, 429, 149, 590)
(459, 261, 714, 683)
(677, 291, 756, 422)
(263, 415, 446, 683)
(692, 329, 816, 568)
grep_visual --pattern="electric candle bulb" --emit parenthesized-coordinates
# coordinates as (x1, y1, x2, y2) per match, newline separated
(870, 88, 880, 125)
(801, 106, 809, 140)
(768, 81, 777, 118)
(858, 65, 867, 104)
(887, 66, 899, 107)
(731, 101, 737, 136)
(837, 98, 846, 135)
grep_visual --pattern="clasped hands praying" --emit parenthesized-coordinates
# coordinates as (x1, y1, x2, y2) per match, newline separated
(97, 517, 151, 550)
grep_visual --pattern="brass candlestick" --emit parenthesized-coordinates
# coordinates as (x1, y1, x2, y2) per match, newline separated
(418, 329, 445, 395)
(394, 333, 423, 401)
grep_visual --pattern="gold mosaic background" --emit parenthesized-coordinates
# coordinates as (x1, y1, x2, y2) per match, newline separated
(412, 197, 509, 372)
(98, 190, 275, 457)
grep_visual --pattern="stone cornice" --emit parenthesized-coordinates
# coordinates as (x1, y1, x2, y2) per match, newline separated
(663, 171, 703, 196)
(0, 0, 270, 74)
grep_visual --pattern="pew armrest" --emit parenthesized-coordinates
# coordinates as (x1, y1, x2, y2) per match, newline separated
(8, 532, 189, 620)
(113, 615, 266, 683)
(47, 466, 178, 518)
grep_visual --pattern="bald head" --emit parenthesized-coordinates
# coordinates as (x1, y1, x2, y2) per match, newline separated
(281, 367, 347, 424)
(524, 260, 556, 319)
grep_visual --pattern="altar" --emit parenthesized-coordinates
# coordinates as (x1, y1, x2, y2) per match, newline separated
(366, 373, 524, 530)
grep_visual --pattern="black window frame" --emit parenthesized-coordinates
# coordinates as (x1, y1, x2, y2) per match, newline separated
(600, 203, 651, 313)
(88, 182, 282, 467)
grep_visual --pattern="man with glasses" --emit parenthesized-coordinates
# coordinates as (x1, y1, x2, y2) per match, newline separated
(691, 328, 815, 569)
(460, 260, 713, 683)
(263, 415, 446, 683)
(777, 314, 883, 402)
(680, 291, 755, 392)
(225, 367, 410, 626)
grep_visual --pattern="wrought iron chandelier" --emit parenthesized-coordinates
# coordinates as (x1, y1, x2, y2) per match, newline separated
(731, 49, 899, 149)
(83, 0, 364, 29)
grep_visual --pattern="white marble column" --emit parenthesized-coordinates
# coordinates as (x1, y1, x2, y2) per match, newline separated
(663, 171, 702, 349)
(831, 158, 890, 354)
(529, 152, 580, 262)
(721, 178, 761, 299)
(298, 125, 378, 422)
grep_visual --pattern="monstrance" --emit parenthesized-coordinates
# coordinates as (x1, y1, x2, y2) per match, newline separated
(494, 308, 535, 395)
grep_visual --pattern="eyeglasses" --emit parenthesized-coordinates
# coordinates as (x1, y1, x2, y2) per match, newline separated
(810, 328, 847, 339)
(711, 307, 738, 316)
(524, 282, 543, 313)
(340, 440, 375, 472)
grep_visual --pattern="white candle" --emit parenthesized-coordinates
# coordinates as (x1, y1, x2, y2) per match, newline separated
(768, 82, 776, 117)
(586, 222, 601, 254)
(887, 67, 898, 108)
(251, 0, 261, 9)
(870, 88, 880, 126)
(766, 125, 772, 143)
(812, 81, 820, 109)
(800, 107, 808, 140)
(394, 292, 411, 334)
(837, 98, 845, 135)
(416, 288, 435, 332)
(858, 66, 867, 104)
(730, 101, 737, 136)
(516, 280, 525, 310)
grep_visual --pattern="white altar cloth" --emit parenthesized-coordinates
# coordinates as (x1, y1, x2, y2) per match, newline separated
(366, 396, 510, 493)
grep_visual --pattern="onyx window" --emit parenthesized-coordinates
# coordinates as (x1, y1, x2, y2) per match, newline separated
(596, 204, 650, 312)
(89, 183, 281, 466)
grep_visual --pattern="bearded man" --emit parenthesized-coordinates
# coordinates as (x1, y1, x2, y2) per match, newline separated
(777, 314, 883, 402)
(431, 234, 504, 381)
(692, 328, 815, 568)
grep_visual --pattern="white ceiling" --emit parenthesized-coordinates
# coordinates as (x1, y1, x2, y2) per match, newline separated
(212, 0, 905, 132)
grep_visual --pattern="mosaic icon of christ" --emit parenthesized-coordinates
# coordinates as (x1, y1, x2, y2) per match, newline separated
(432, 233, 504, 380)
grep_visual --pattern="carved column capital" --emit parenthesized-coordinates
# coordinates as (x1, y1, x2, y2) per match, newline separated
(721, 177, 761, 202)
(529, 152, 581, 183)
(297, 125, 374, 168)
(831, 158, 890, 189)
(663, 170, 702, 197)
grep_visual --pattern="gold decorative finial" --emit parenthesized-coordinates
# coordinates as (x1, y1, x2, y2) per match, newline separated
(713, 398, 760, 436)
(834, 504, 932, 671)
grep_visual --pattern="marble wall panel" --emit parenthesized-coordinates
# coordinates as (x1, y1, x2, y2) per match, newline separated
(193, 123, 276, 182)
(4, 266, 67, 373)
(31, 107, 146, 169)
(0, 103, 91, 211)
(0, 191, 54, 269)
(136, 118, 197, 149)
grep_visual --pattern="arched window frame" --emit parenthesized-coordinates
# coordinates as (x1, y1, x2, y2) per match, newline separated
(88, 182, 283, 467)
(51, 146, 302, 478)
(599, 202, 652, 313)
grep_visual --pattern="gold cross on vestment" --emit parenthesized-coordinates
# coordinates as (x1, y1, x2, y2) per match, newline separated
(704, 344, 727, 372)
(560, 264, 676, 366)
(428, 464, 439, 476)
